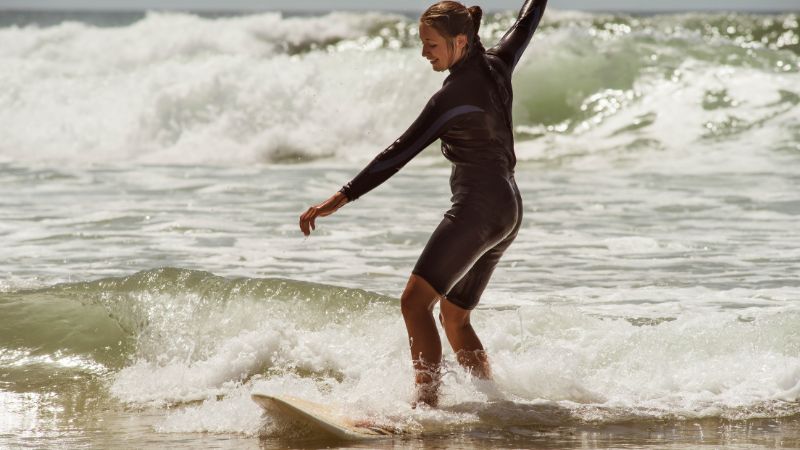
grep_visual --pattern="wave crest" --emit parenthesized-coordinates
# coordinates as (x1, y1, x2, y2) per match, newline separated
(0, 11, 797, 165)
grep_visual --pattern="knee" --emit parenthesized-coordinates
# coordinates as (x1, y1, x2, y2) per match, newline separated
(440, 299, 470, 330)
(440, 312, 469, 331)
(400, 276, 439, 318)
(401, 294, 433, 319)
(400, 292, 422, 318)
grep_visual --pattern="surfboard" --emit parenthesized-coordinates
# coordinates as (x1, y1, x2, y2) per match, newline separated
(251, 393, 396, 440)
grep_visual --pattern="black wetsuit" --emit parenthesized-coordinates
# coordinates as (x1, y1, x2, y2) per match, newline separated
(340, 0, 548, 310)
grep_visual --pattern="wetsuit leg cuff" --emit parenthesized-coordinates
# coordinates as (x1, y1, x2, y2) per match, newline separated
(410, 269, 447, 298)
(442, 294, 478, 311)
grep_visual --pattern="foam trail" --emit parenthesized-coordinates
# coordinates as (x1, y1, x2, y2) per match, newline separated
(121, 300, 800, 434)
(28, 270, 785, 431)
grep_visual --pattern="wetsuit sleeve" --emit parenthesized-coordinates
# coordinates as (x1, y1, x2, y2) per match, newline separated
(339, 92, 483, 201)
(486, 0, 548, 73)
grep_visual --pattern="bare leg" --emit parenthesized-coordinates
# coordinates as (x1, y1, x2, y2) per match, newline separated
(439, 296, 492, 379)
(400, 274, 443, 407)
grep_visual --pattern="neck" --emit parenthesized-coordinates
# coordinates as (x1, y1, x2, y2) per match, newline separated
(448, 47, 476, 73)
(448, 47, 466, 68)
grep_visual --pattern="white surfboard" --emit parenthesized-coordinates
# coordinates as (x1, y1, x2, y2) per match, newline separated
(251, 393, 396, 440)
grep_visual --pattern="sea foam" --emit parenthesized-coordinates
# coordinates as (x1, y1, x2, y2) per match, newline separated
(1, 11, 797, 166)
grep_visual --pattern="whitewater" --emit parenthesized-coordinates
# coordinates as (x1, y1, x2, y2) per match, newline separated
(1, 8, 799, 449)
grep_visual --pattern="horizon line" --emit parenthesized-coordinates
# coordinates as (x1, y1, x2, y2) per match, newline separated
(0, 6, 797, 13)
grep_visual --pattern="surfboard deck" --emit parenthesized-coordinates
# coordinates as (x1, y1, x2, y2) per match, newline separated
(251, 393, 396, 440)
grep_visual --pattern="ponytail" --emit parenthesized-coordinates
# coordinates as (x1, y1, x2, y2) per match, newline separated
(467, 6, 482, 35)
(467, 5, 485, 54)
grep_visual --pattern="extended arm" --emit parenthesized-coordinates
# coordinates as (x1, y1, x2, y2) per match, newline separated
(487, 0, 548, 73)
(299, 89, 483, 236)
(339, 92, 483, 201)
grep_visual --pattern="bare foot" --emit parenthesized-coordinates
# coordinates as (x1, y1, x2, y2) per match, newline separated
(410, 358, 441, 407)
(413, 378, 440, 408)
(456, 349, 492, 380)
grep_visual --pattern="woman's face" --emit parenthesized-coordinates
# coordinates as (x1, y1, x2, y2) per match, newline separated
(419, 23, 466, 72)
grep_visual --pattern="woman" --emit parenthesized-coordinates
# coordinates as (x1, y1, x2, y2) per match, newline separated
(299, 0, 547, 407)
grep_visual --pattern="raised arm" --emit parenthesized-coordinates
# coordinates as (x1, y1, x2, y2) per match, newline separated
(486, 0, 548, 73)
(339, 92, 483, 201)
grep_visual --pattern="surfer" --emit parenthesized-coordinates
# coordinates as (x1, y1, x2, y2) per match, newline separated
(299, 0, 547, 407)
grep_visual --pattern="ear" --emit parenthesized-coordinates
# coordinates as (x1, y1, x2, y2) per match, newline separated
(456, 34, 468, 52)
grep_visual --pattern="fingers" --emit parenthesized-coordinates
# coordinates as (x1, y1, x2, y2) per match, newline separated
(299, 216, 308, 236)
(299, 206, 317, 236)
(299, 192, 348, 236)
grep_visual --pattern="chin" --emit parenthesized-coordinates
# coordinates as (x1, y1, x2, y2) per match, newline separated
(426, 59, 444, 72)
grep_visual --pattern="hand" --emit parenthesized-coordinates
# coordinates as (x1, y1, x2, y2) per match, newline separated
(299, 192, 349, 236)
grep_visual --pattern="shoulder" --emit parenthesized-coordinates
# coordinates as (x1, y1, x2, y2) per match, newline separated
(424, 81, 487, 120)
(436, 75, 471, 105)
(485, 52, 512, 79)
(425, 86, 451, 111)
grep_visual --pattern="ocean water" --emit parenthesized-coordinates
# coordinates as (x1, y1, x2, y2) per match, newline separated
(1, 8, 799, 449)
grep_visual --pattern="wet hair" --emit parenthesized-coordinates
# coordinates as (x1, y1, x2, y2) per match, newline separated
(420, 1, 486, 59)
